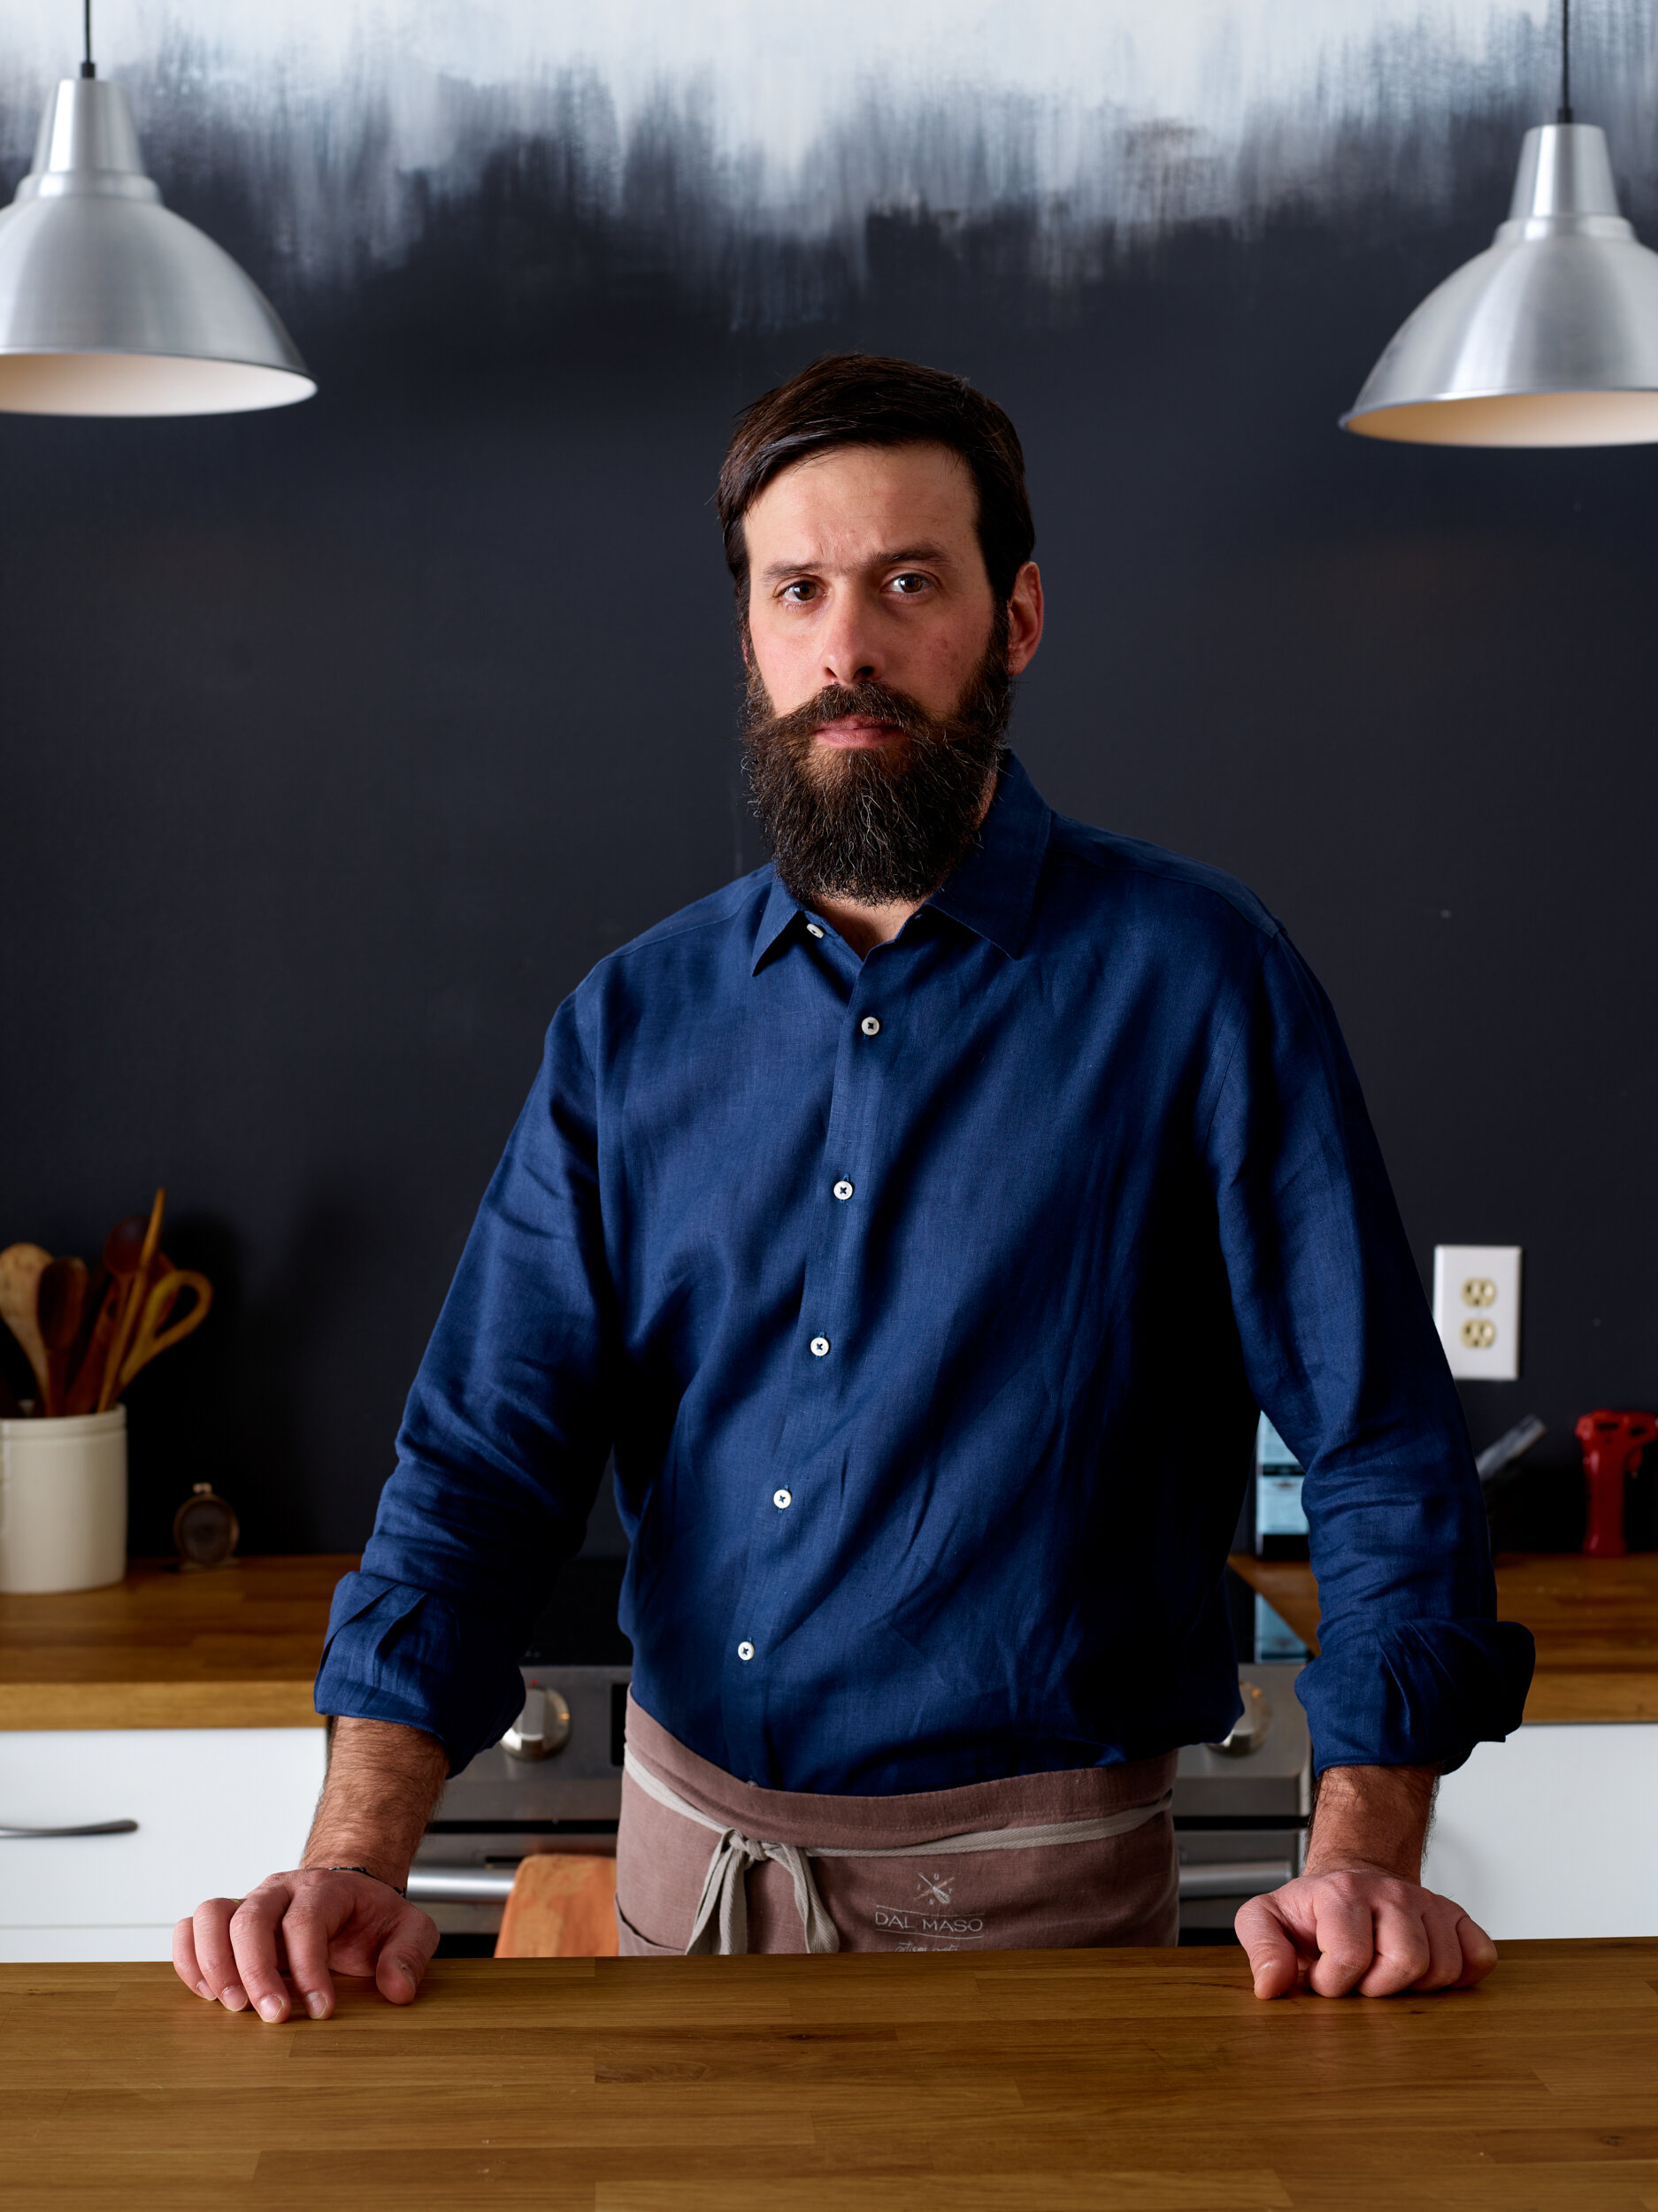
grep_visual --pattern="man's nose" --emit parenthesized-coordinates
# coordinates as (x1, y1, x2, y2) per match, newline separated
(819, 595, 883, 687)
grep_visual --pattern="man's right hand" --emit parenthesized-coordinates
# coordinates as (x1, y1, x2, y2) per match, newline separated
(174, 1867, 440, 2023)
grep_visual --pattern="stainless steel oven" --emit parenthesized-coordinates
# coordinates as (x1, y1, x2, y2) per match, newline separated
(411, 1639, 1310, 1943)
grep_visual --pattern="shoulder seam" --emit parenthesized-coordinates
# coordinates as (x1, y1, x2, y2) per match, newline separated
(1048, 828, 1281, 939)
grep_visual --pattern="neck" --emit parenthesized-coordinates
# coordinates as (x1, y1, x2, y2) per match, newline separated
(810, 891, 925, 957)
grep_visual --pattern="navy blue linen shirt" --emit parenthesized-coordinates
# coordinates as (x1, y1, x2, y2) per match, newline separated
(317, 757, 1533, 1791)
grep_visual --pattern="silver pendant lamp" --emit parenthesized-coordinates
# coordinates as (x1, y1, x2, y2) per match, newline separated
(0, 2, 314, 416)
(1342, 0, 1658, 446)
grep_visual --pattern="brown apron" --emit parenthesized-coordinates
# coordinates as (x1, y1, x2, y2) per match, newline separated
(616, 1692, 1179, 1955)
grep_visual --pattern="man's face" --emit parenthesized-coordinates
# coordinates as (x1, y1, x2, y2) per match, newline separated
(738, 442, 1042, 907)
(742, 441, 1034, 741)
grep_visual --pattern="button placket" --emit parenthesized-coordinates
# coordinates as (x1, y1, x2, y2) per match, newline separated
(724, 968, 894, 1779)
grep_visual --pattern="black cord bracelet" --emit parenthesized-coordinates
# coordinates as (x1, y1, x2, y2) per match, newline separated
(320, 1863, 408, 1898)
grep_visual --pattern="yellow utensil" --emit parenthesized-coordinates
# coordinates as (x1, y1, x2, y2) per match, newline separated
(97, 1187, 165, 1412)
(118, 1268, 213, 1392)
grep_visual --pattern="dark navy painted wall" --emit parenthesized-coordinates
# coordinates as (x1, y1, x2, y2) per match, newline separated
(3, 62, 1656, 1554)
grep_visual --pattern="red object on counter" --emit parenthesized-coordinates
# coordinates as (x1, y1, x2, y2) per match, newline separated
(1576, 1409, 1657, 1558)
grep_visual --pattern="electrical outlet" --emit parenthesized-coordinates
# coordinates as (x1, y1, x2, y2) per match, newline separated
(1432, 1245, 1522, 1381)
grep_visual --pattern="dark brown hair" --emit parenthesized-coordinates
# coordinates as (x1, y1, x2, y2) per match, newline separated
(717, 353, 1035, 606)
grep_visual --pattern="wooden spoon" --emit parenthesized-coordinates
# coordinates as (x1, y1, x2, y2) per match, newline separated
(96, 1189, 165, 1414)
(0, 1245, 52, 1402)
(118, 1269, 213, 1393)
(37, 1256, 89, 1417)
(65, 1269, 125, 1416)
(65, 1240, 168, 1417)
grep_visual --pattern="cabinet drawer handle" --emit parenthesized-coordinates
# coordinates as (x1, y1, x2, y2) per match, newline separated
(0, 1819, 140, 1839)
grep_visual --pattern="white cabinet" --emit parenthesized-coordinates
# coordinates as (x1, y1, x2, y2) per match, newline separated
(1423, 1724, 1658, 1940)
(0, 1729, 326, 1962)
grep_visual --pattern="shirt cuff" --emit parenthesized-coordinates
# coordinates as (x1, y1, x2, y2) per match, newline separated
(312, 1571, 527, 1774)
(1295, 1617, 1537, 1776)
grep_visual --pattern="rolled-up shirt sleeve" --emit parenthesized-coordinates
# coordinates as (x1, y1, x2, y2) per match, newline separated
(1208, 930, 1534, 1775)
(315, 995, 616, 1770)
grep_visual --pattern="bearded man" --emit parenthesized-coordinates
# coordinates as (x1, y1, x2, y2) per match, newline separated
(176, 354, 1532, 2021)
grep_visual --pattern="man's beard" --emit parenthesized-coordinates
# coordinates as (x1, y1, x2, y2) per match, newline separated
(741, 614, 1014, 909)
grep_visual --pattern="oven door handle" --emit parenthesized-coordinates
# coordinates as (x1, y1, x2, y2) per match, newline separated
(1177, 1858, 1293, 1900)
(407, 1865, 519, 1904)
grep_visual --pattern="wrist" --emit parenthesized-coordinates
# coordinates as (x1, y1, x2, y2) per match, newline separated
(1304, 1763, 1437, 1886)
(311, 1862, 409, 1897)
(302, 1843, 413, 1892)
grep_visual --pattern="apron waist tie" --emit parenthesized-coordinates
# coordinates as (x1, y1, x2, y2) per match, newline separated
(621, 1746, 1174, 1957)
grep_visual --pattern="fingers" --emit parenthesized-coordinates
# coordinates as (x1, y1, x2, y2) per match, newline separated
(1303, 1884, 1382, 1999)
(179, 1872, 435, 2023)
(172, 1915, 213, 2000)
(1452, 1910, 1499, 1989)
(1257, 1872, 1500, 2001)
(226, 1885, 301, 2023)
(373, 1904, 441, 2006)
(1401, 1893, 1472, 1993)
(1353, 1896, 1433, 1997)
(278, 1892, 342, 2022)
(1233, 1893, 1307, 2000)
(189, 1894, 251, 2012)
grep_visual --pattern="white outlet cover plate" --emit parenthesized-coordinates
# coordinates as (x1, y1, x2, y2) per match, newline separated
(1432, 1244, 1522, 1381)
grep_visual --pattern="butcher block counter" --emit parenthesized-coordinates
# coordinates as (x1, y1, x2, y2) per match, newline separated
(0, 1555, 349, 1730)
(4, 1553, 1650, 1729)
(1230, 1553, 1658, 1723)
(3, 1942, 1655, 2210)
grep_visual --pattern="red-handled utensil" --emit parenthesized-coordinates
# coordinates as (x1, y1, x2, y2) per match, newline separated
(1575, 1409, 1657, 1558)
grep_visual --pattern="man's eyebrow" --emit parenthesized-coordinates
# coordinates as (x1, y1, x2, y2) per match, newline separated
(756, 542, 956, 583)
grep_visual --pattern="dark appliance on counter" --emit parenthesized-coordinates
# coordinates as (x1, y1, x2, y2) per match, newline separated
(411, 1558, 1310, 1946)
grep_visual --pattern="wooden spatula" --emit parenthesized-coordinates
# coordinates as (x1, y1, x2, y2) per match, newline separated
(37, 1256, 89, 1417)
(0, 1244, 52, 1403)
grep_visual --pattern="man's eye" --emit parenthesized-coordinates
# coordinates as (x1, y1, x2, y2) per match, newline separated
(780, 580, 818, 603)
(890, 572, 931, 595)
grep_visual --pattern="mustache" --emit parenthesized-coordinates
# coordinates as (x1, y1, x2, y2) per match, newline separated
(753, 677, 948, 750)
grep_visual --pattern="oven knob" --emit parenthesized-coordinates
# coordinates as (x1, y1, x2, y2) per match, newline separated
(502, 1686, 572, 1761)
(1208, 1681, 1272, 1757)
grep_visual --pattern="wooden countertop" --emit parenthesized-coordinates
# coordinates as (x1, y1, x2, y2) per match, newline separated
(0, 1555, 350, 1730)
(1231, 1552, 1658, 1724)
(3, 1943, 1654, 2208)
(4, 1549, 1652, 1732)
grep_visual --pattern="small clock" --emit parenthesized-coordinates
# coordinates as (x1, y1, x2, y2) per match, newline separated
(173, 1482, 240, 1570)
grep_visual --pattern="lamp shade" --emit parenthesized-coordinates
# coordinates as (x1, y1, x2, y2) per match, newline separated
(0, 77, 314, 417)
(1342, 123, 1658, 447)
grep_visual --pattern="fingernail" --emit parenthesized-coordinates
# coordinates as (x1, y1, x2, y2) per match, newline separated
(305, 1992, 328, 2019)
(220, 1985, 245, 2009)
(196, 1981, 211, 2000)
(257, 1995, 283, 2022)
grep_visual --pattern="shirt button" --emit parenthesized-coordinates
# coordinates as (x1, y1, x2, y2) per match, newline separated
(737, 1640, 755, 1662)
(805, 922, 825, 938)
(773, 1488, 792, 1509)
(833, 1179, 854, 1201)
(860, 1016, 881, 1037)
(810, 1335, 830, 1357)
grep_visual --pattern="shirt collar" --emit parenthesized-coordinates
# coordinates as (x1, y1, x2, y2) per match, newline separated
(749, 750, 1052, 974)
(927, 752, 1051, 959)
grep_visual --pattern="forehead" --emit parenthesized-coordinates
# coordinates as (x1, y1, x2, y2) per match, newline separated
(743, 441, 978, 564)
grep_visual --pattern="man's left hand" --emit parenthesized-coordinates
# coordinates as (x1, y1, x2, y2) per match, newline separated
(1234, 1762, 1497, 1999)
(1235, 1864, 1497, 1999)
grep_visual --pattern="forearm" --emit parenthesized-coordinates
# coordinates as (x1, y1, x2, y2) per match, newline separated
(303, 1717, 449, 1889)
(1303, 1763, 1437, 1883)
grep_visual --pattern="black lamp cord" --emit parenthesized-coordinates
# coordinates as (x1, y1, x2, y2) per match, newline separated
(1558, 0, 1573, 122)
(81, 0, 95, 79)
